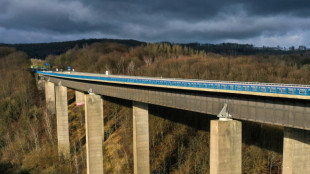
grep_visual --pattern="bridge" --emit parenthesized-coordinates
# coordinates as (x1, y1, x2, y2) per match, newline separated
(35, 70, 310, 174)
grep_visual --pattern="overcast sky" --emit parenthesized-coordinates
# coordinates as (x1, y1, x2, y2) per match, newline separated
(1, 0, 310, 47)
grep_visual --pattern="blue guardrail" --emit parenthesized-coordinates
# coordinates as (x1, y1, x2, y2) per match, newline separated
(37, 71, 310, 96)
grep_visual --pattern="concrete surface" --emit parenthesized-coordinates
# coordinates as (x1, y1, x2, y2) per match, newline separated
(283, 127, 310, 174)
(133, 101, 150, 174)
(210, 120, 242, 174)
(45, 81, 56, 116)
(55, 85, 70, 158)
(75, 90, 85, 106)
(85, 94, 104, 174)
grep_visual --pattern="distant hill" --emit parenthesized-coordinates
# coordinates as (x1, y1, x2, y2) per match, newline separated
(181, 42, 309, 56)
(1, 38, 308, 59)
(0, 38, 145, 59)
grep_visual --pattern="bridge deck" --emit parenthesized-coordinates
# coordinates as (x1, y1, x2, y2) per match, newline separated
(38, 71, 310, 100)
(37, 71, 310, 130)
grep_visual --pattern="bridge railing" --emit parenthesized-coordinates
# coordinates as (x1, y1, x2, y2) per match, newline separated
(37, 71, 310, 96)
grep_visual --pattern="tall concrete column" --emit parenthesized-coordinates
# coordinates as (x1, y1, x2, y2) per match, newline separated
(75, 90, 85, 106)
(85, 94, 104, 174)
(210, 120, 242, 174)
(133, 101, 150, 174)
(37, 79, 45, 90)
(55, 85, 70, 157)
(45, 81, 56, 116)
(283, 127, 310, 174)
(36, 74, 45, 90)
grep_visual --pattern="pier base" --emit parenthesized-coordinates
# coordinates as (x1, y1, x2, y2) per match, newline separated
(55, 85, 70, 157)
(133, 101, 150, 174)
(283, 127, 310, 174)
(85, 94, 104, 174)
(210, 120, 242, 174)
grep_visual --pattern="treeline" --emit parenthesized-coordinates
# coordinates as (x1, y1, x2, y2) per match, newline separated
(45, 42, 205, 73)
(2, 38, 309, 59)
(0, 39, 143, 59)
(48, 42, 310, 84)
(185, 43, 309, 56)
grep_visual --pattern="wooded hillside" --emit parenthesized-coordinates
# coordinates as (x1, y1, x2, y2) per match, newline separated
(1, 42, 310, 173)
(2, 38, 308, 59)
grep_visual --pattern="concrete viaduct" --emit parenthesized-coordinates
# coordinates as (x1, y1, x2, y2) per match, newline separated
(35, 70, 310, 174)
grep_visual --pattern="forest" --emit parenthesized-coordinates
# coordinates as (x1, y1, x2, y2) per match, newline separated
(1, 42, 310, 173)
(1, 38, 308, 59)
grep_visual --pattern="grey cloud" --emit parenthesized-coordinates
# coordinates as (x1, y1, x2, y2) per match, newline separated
(243, 0, 310, 17)
(0, 0, 310, 47)
(0, 0, 106, 33)
(0, 1, 9, 13)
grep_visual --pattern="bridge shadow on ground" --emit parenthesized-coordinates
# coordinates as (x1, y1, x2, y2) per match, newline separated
(242, 121, 283, 154)
(149, 104, 283, 154)
(0, 162, 29, 174)
(102, 97, 285, 173)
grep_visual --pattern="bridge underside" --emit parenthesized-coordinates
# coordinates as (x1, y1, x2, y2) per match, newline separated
(43, 76, 310, 130)
(39, 74, 310, 174)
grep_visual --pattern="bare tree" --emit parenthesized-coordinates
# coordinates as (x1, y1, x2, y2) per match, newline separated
(127, 61, 135, 75)
(44, 110, 54, 144)
(143, 56, 152, 67)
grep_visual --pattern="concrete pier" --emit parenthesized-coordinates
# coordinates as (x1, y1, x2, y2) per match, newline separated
(38, 79, 45, 90)
(210, 120, 242, 174)
(36, 75, 45, 90)
(283, 127, 310, 174)
(133, 101, 150, 174)
(45, 81, 56, 116)
(55, 85, 70, 157)
(75, 90, 85, 106)
(85, 94, 104, 174)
